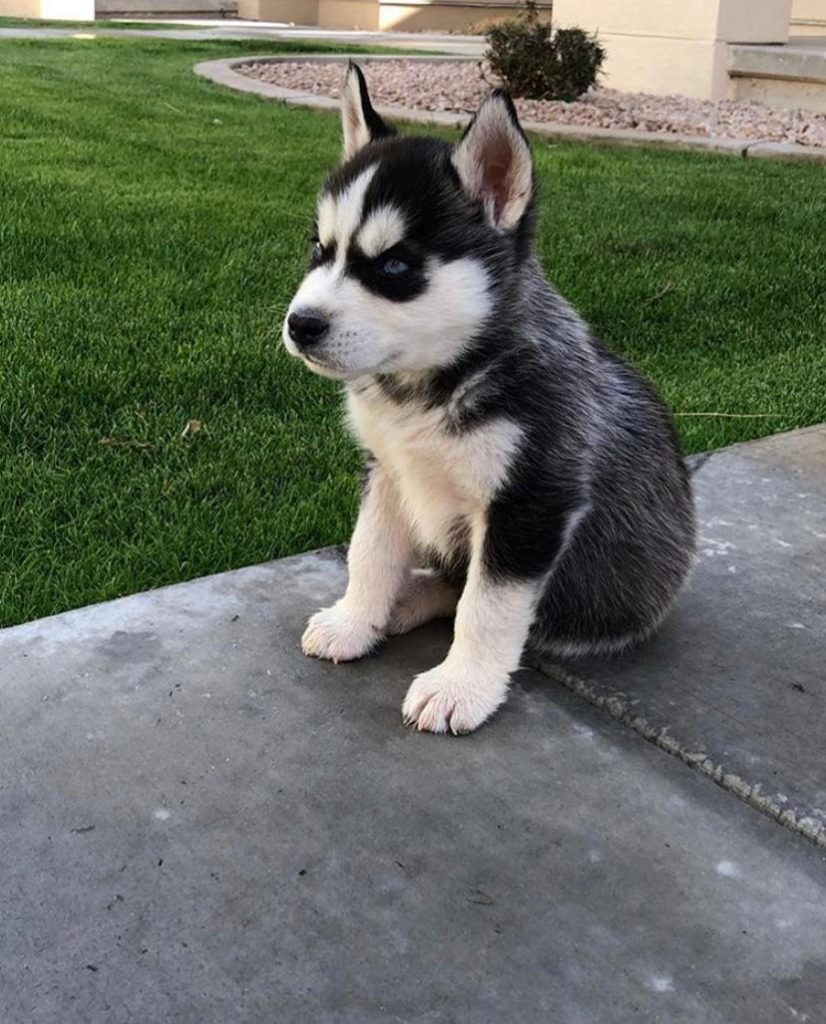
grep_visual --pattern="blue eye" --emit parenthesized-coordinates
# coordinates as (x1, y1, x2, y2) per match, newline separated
(381, 257, 410, 277)
(310, 241, 324, 262)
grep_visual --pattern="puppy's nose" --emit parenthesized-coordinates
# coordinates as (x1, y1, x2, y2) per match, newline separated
(288, 310, 330, 349)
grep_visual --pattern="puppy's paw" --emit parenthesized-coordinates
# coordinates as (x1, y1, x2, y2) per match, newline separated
(301, 603, 382, 663)
(401, 664, 508, 735)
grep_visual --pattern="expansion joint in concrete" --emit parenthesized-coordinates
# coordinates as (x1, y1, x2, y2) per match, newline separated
(525, 652, 826, 849)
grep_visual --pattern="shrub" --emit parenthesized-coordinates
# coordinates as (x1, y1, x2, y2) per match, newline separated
(485, 0, 605, 102)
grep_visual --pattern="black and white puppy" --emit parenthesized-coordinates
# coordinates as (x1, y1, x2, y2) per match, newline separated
(283, 63, 696, 735)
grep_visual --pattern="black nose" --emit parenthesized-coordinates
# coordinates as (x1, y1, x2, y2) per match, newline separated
(288, 310, 329, 349)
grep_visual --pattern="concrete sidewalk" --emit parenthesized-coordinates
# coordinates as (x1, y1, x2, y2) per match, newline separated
(1, 428, 825, 1022)
(534, 424, 826, 845)
(0, 19, 485, 54)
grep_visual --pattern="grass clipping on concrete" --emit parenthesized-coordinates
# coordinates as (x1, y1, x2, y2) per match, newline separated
(0, 37, 824, 626)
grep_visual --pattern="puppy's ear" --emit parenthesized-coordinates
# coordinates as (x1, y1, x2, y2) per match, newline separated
(452, 90, 533, 230)
(341, 61, 395, 160)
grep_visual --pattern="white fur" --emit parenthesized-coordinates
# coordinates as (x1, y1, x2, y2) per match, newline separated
(316, 191, 337, 251)
(348, 387, 522, 558)
(317, 165, 377, 256)
(386, 570, 459, 636)
(304, 401, 530, 733)
(402, 515, 538, 734)
(341, 68, 372, 158)
(302, 468, 413, 662)
(285, 254, 493, 378)
(357, 204, 406, 258)
(446, 362, 499, 422)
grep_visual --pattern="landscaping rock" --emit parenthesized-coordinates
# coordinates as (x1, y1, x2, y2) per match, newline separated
(238, 58, 826, 148)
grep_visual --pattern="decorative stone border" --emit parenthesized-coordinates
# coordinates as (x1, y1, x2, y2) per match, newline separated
(194, 55, 826, 163)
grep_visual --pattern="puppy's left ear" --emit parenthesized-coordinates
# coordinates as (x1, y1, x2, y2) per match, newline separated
(341, 61, 395, 160)
(452, 90, 533, 230)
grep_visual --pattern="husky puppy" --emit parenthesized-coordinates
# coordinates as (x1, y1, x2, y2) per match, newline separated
(283, 63, 696, 735)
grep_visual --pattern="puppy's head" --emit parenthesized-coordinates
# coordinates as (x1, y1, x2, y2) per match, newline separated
(283, 62, 535, 380)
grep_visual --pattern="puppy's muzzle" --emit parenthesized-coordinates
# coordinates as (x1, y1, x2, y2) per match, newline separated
(287, 309, 330, 351)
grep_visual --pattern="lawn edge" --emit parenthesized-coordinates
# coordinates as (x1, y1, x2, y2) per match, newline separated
(194, 54, 826, 163)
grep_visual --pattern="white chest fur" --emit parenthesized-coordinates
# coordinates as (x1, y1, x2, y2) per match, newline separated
(347, 385, 522, 555)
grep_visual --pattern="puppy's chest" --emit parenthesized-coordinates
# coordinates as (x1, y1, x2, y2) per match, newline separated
(347, 388, 521, 551)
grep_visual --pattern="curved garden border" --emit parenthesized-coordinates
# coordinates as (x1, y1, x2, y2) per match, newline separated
(194, 54, 825, 164)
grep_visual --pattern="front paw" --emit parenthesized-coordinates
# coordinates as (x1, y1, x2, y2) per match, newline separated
(401, 664, 509, 735)
(301, 603, 382, 663)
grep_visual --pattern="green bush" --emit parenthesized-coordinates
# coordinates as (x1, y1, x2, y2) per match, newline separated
(486, 1, 605, 102)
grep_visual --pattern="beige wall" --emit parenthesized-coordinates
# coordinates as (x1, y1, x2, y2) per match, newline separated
(41, 0, 94, 14)
(239, 0, 319, 21)
(552, 0, 792, 98)
(317, 0, 378, 29)
(0, 0, 41, 15)
(717, 0, 793, 41)
(552, 0, 791, 43)
(308, 0, 542, 32)
(98, 0, 231, 12)
(240, 0, 382, 27)
(593, 36, 731, 99)
(242, 0, 548, 32)
(0, 0, 94, 15)
(790, 0, 826, 34)
(378, 1, 533, 32)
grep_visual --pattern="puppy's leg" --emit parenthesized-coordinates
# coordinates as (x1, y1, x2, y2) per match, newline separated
(386, 570, 459, 636)
(402, 489, 589, 733)
(402, 520, 537, 734)
(303, 466, 412, 662)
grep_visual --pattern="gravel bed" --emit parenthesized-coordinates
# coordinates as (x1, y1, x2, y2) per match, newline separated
(238, 59, 826, 149)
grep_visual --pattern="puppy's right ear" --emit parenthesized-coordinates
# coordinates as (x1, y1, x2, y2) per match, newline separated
(341, 61, 395, 160)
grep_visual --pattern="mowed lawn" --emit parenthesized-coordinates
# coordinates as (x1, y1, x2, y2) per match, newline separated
(1, 37, 824, 626)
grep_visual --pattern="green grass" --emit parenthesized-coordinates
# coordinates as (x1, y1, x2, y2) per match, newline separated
(1, 36, 824, 626)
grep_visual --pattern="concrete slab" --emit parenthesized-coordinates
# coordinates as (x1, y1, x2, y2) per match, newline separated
(532, 425, 826, 845)
(2, 546, 826, 1023)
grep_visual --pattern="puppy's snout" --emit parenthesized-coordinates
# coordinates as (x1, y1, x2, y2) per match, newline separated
(287, 309, 330, 350)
